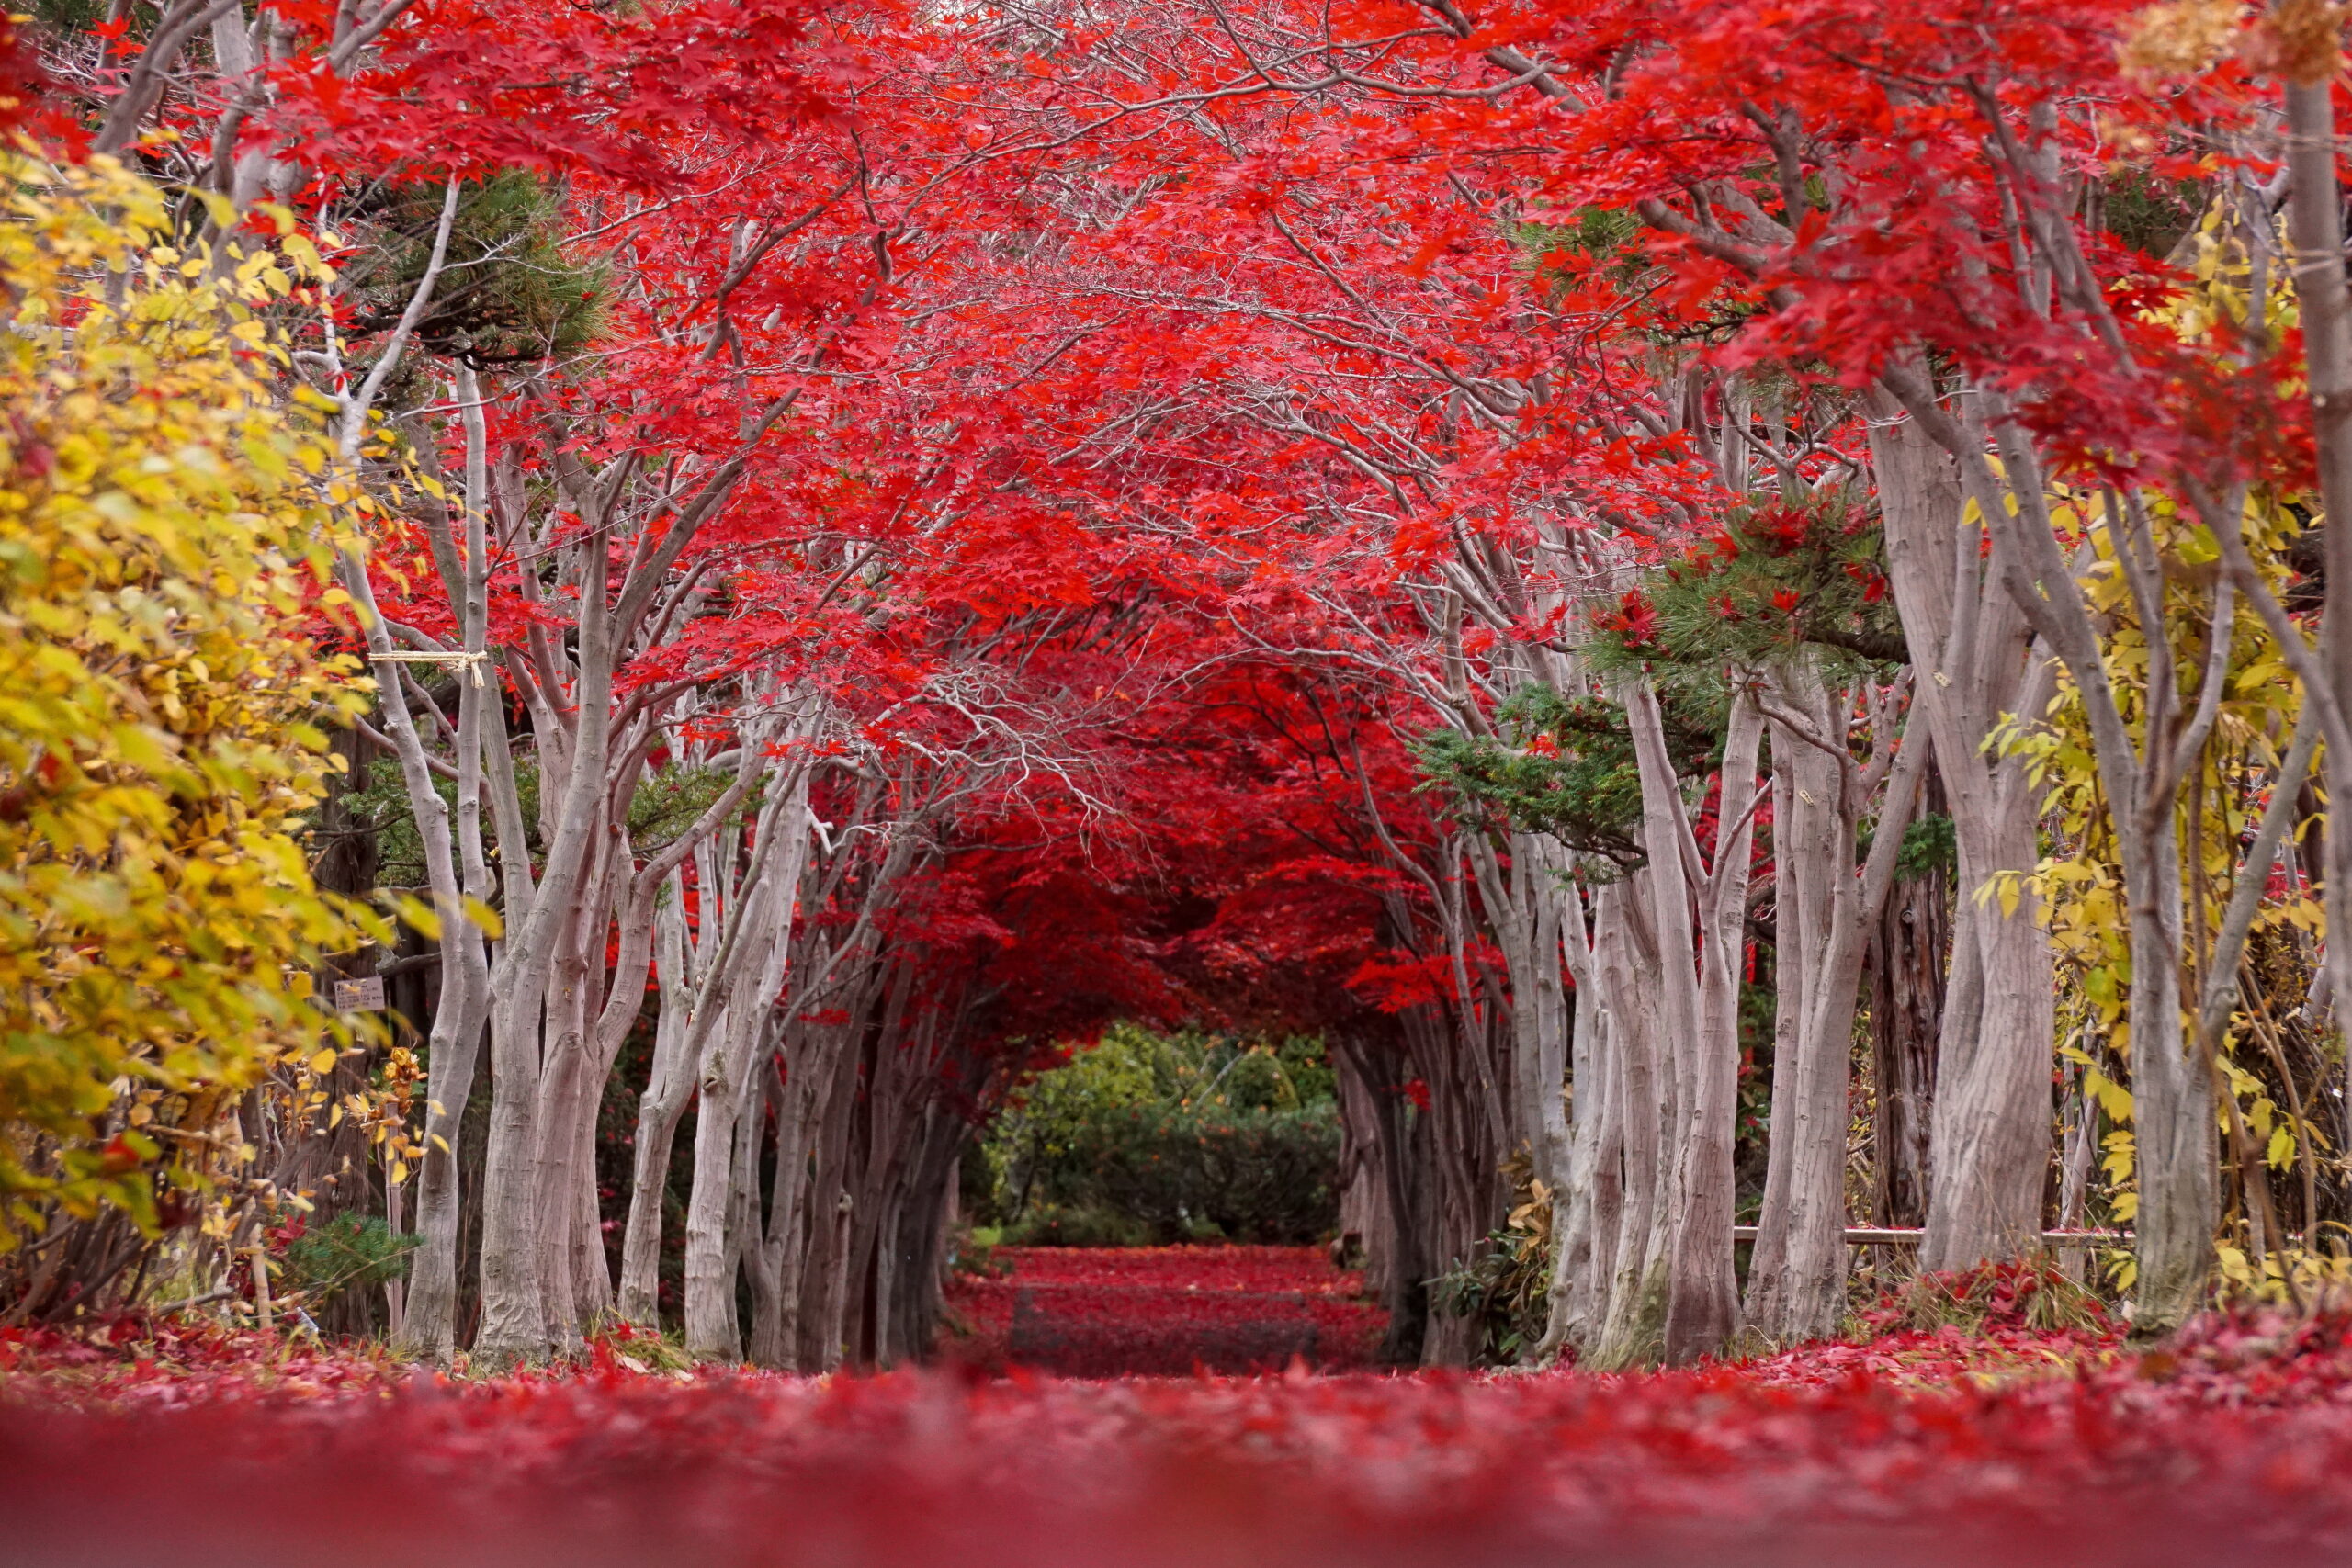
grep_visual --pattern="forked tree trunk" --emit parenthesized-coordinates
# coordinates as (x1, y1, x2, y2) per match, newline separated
(1587, 682, 1764, 1367)
(1888, 333, 2241, 1325)
(1657, 690, 1764, 1365)
(1747, 672, 1928, 1344)
(613, 806, 765, 1327)
(682, 778, 810, 1361)
(1866, 394, 2059, 1274)
(1466, 829, 1574, 1213)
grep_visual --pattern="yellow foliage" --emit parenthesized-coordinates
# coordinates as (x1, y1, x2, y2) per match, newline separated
(0, 152, 377, 1239)
(2244, 0, 2347, 85)
(2119, 0, 2246, 79)
(1997, 463, 2312, 1252)
(2215, 1241, 2352, 1305)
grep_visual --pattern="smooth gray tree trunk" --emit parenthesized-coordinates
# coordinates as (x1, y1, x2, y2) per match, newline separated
(1867, 393, 2059, 1273)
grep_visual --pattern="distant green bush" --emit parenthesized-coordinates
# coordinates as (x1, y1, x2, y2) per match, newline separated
(974, 1025, 1340, 1246)
(280, 1213, 415, 1306)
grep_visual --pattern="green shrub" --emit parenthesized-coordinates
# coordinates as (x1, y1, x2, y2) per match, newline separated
(280, 1213, 416, 1306)
(977, 1026, 1340, 1246)
(1002, 1202, 1156, 1248)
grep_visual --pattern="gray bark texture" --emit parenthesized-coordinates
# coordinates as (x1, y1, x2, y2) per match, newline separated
(1866, 392, 2059, 1274)
(2283, 79, 2352, 1168)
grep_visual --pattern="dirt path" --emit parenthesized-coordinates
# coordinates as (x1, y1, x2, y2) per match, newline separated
(941, 1245, 1386, 1376)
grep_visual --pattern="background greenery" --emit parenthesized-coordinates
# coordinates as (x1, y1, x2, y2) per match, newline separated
(968, 1025, 1341, 1247)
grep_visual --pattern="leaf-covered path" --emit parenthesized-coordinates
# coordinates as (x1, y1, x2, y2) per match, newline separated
(10, 1288, 2352, 1566)
(941, 1245, 1386, 1376)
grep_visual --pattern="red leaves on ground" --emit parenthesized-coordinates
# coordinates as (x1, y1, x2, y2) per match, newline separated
(9, 1301, 2352, 1565)
(944, 1247, 1383, 1377)
(0, 1315, 402, 1406)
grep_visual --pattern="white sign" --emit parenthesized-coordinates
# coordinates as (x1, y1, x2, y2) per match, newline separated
(335, 976, 387, 1011)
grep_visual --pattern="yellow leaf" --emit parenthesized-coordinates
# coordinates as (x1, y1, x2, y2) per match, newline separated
(2087, 1066, 2134, 1122)
(392, 894, 442, 942)
(307, 1048, 338, 1076)
(2233, 660, 2289, 695)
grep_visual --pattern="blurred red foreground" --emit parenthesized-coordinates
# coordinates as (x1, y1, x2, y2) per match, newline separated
(3, 1247, 2350, 1568)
